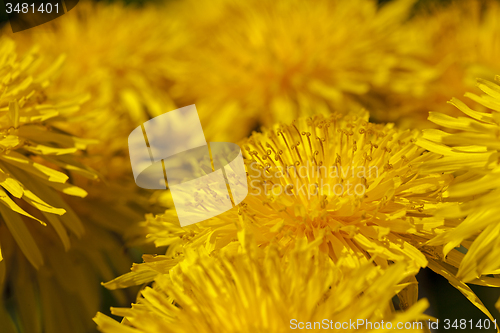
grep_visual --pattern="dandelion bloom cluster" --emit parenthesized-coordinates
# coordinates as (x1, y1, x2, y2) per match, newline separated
(0, 1, 499, 332)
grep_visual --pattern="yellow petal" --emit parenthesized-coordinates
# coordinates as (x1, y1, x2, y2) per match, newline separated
(427, 258, 498, 331)
(0, 203, 44, 269)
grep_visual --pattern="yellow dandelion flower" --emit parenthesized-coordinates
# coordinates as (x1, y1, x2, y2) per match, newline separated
(379, 0, 500, 127)
(8, 2, 175, 286)
(115, 112, 447, 268)
(164, 0, 427, 141)
(0, 36, 135, 333)
(9, 1, 178, 178)
(108, 111, 500, 321)
(0, 35, 94, 269)
(96, 236, 430, 333)
(106, 111, 500, 318)
(416, 76, 500, 283)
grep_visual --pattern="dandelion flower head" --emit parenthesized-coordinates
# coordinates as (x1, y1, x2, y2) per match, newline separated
(0, 36, 135, 333)
(96, 237, 430, 333)
(9, 1, 179, 178)
(379, 0, 500, 127)
(164, 0, 427, 141)
(105, 111, 492, 316)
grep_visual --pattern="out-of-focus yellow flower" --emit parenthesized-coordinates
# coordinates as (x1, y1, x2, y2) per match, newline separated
(378, 0, 500, 127)
(4, 5, 175, 331)
(106, 112, 498, 320)
(0, 36, 135, 333)
(164, 0, 427, 141)
(9, 1, 178, 179)
(95, 235, 429, 333)
(416, 76, 500, 283)
(0, 35, 93, 270)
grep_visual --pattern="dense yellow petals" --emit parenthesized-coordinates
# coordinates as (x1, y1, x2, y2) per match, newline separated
(96, 237, 430, 333)
(109, 112, 482, 318)
(417, 76, 500, 282)
(0, 35, 138, 333)
(161, 0, 428, 141)
(9, 1, 178, 179)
